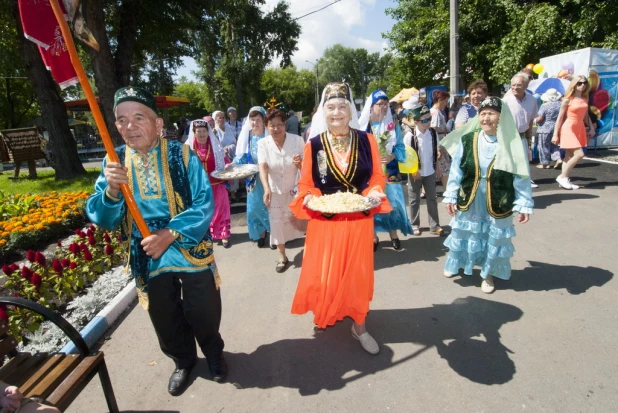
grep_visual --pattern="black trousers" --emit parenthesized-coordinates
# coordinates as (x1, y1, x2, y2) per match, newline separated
(147, 269, 224, 369)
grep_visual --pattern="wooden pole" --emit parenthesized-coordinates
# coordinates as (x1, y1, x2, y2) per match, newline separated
(48, 0, 150, 237)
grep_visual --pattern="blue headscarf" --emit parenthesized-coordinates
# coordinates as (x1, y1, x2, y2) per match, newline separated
(371, 90, 388, 107)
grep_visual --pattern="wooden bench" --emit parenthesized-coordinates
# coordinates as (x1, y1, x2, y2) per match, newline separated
(0, 297, 119, 412)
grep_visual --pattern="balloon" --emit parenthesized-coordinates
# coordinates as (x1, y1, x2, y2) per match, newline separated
(399, 146, 419, 174)
(533, 63, 544, 74)
(526, 63, 535, 70)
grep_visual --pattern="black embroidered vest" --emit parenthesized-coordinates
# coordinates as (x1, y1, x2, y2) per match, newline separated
(310, 129, 373, 194)
(457, 132, 516, 218)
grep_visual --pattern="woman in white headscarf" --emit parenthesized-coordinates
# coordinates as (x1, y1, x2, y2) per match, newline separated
(185, 120, 232, 247)
(358, 90, 412, 250)
(231, 106, 271, 247)
(289, 82, 391, 355)
(440, 97, 533, 294)
(213, 110, 239, 199)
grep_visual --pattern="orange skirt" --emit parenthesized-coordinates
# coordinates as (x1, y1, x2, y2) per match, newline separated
(291, 212, 375, 328)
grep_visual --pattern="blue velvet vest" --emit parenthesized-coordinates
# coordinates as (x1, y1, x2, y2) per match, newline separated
(310, 129, 373, 194)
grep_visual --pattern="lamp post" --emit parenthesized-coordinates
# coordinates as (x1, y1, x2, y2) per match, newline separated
(306, 59, 319, 106)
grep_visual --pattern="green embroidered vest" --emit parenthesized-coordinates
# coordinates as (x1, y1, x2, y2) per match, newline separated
(457, 132, 516, 218)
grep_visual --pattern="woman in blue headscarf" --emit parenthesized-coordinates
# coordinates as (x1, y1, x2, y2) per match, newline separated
(359, 90, 413, 250)
(231, 106, 271, 247)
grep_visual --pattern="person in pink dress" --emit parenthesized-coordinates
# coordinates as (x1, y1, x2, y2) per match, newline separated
(185, 120, 232, 246)
(552, 75, 595, 190)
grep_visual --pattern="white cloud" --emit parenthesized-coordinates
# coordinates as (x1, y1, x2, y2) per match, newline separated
(262, 0, 388, 69)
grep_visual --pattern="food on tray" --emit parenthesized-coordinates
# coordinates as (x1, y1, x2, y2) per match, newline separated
(307, 192, 378, 213)
(211, 164, 258, 180)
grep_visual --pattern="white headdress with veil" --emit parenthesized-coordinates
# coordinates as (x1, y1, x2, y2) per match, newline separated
(235, 106, 269, 158)
(309, 82, 360, 138)
(358, 89, 396, 152)
(185, 120, 226, 171)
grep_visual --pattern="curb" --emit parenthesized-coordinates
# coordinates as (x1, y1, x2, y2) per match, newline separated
(584, 156, 618, 165)
(60, 281, 136, 354)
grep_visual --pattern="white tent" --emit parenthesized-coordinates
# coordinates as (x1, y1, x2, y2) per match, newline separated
(539, 47, 618, 148)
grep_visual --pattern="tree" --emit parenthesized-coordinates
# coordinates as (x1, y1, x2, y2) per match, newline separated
(195, 0, 301, 116)
(168, 77, 212, 121)
(8, 0, 86, 179)
(385, 0, 618, 91)
(260, 66, 315, 114)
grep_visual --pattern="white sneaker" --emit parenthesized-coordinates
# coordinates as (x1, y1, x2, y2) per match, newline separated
(556, 176, 572, 190)
(481, 276, 495, 294)
(530, 180, 539, 188)
(444, 270, 455, 278)
(351, 325, 380, 355)
(567, 178, 579, 190)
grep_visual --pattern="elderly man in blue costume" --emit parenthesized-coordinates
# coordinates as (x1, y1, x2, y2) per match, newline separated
(359, 90, 412, 250)
(440, 96, 533, 294)
(86, 86, 227, 396)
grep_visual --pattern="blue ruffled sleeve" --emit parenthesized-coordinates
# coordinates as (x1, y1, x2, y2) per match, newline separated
(165, 152, 215, 248)
(392, 123, 406, 163)
(513, 174, 534, 214)
(442, 143, 464, 204)
(85, 158, 126, 230)
(233, 154, 248, 164)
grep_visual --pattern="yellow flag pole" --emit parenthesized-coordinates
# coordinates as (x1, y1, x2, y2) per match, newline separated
(48, 0, 151, 238)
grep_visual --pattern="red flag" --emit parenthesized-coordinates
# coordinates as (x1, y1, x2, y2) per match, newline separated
(18, 0, 78, 89)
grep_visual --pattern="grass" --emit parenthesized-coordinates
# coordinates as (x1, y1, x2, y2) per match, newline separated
(0, 169, 100, 194)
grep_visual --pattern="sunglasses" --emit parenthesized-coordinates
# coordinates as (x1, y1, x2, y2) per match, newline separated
(418, 118, 431, 124)
(577, 81, 587, 86)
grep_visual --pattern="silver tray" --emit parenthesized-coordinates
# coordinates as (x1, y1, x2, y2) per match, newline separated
(306, 195, 382, 214)
(211, 164, 259, 180)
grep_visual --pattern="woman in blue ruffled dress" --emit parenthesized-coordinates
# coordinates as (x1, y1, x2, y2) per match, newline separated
(359, 90, 412, 250)
(440, 96, 533, 293)
(231, 106, 271, 247)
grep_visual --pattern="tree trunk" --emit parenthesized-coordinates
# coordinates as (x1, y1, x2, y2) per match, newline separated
(114, 0, 141, 86)
(5, 78, 16, 128)
(235, 74, 245, 116)
(12, 2, 86, 180)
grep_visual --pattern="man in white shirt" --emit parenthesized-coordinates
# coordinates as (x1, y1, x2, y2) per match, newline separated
(503, 73, 539, 187)
(225, 107, 243, 139)
(403, 104, 444, 236)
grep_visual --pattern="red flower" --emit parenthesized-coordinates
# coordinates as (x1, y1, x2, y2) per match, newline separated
(105, 244, 114, 255)
(86, 229, 94, 237)
(10, 264, 18, 273)
(88, 236, 96, 246)
(75, 228, 83, 237)
(21, 266, 33, 280)
(69, 261, 77, 270)
(79, 242, 87, 252)
(0, 306, 8, 321)
(12, 293, 18, 298)
(83, 248, 93, 261)
(61, 258, 71, 268)
(104, 232, 112, 243)
(117, 235, 123, 242)
(2, 264, 14, 276)
(387, 122, 395, 131)
(89, 225, 96, 232)
(27, 250, 36, 262)
(35, 252, 46, 267)
(51, 258, 63, 274)
(57, 241, 62, 247)
(68, 243, 80, 254)
(30, 272, 42, 287)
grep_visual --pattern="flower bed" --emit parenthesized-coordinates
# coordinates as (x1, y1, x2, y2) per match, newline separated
(1, 224, 126, 340)
(0, 190, 90, 262)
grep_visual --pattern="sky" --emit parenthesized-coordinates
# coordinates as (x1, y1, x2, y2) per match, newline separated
(173, 0, 398, 81)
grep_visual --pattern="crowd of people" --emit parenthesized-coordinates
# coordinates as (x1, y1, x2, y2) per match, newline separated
(84, 71, 595, 396)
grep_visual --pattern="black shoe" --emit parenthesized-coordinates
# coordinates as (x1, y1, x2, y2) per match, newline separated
(391, 238, 401, 250)
(222, 239, 231, 248)
(270, 244, 277, 250)
(257, 237, 266, 248)
(168, 366, 194, 396)
(208, 355, 228, 383)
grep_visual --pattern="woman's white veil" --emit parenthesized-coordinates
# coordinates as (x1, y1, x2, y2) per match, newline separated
(185, 120, 226, 171)
(309, 83, 360, 139)
(358, 92, 396, 152)
(235, 106, 269, 158)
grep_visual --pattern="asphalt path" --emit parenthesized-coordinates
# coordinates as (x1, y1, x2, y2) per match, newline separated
(63, 160, 618, 413)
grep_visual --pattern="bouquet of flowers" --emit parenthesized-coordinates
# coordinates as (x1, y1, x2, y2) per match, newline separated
(376, 122, 395, 173)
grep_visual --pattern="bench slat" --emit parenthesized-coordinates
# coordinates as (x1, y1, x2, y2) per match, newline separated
(25, 354, 82, 399)
(0, 353, 31, 381)
(3, 353, 49, 387)
(20, 354, 65, 396)
(0, 335, 18, 359)
(47, 352, 104, 409)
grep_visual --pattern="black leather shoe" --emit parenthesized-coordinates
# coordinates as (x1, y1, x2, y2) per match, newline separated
(391, 238, 401, 250)
(257, 237, 266, 248)
(208, 355, 228, 383)
(168, 367, 193, 396)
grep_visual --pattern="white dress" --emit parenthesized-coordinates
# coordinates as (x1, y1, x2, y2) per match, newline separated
(257, 133, 306, 245)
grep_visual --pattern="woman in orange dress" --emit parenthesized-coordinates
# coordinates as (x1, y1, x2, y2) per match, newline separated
(553, 75, 595, 190)
(289, 82, 392, 355)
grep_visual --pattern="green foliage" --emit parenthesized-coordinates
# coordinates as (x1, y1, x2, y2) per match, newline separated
(1, 225, 124, 340)
(168, 77, 212, 121)
(385, 0, 618, 91)
(0, 190, 37, 219)
(260, 66, 316, 114)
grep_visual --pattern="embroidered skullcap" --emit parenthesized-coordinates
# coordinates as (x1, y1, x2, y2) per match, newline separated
(371, 90, 388, 106)
(323, 82, 352, 102)
(114, 86, 158, 115)
(479, 96, 502, 113)
(192, 120, 208, 129)
(409, 104, 430, 120)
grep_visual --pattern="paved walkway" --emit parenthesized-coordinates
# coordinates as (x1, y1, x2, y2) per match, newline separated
(66, 162, 618, 413)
